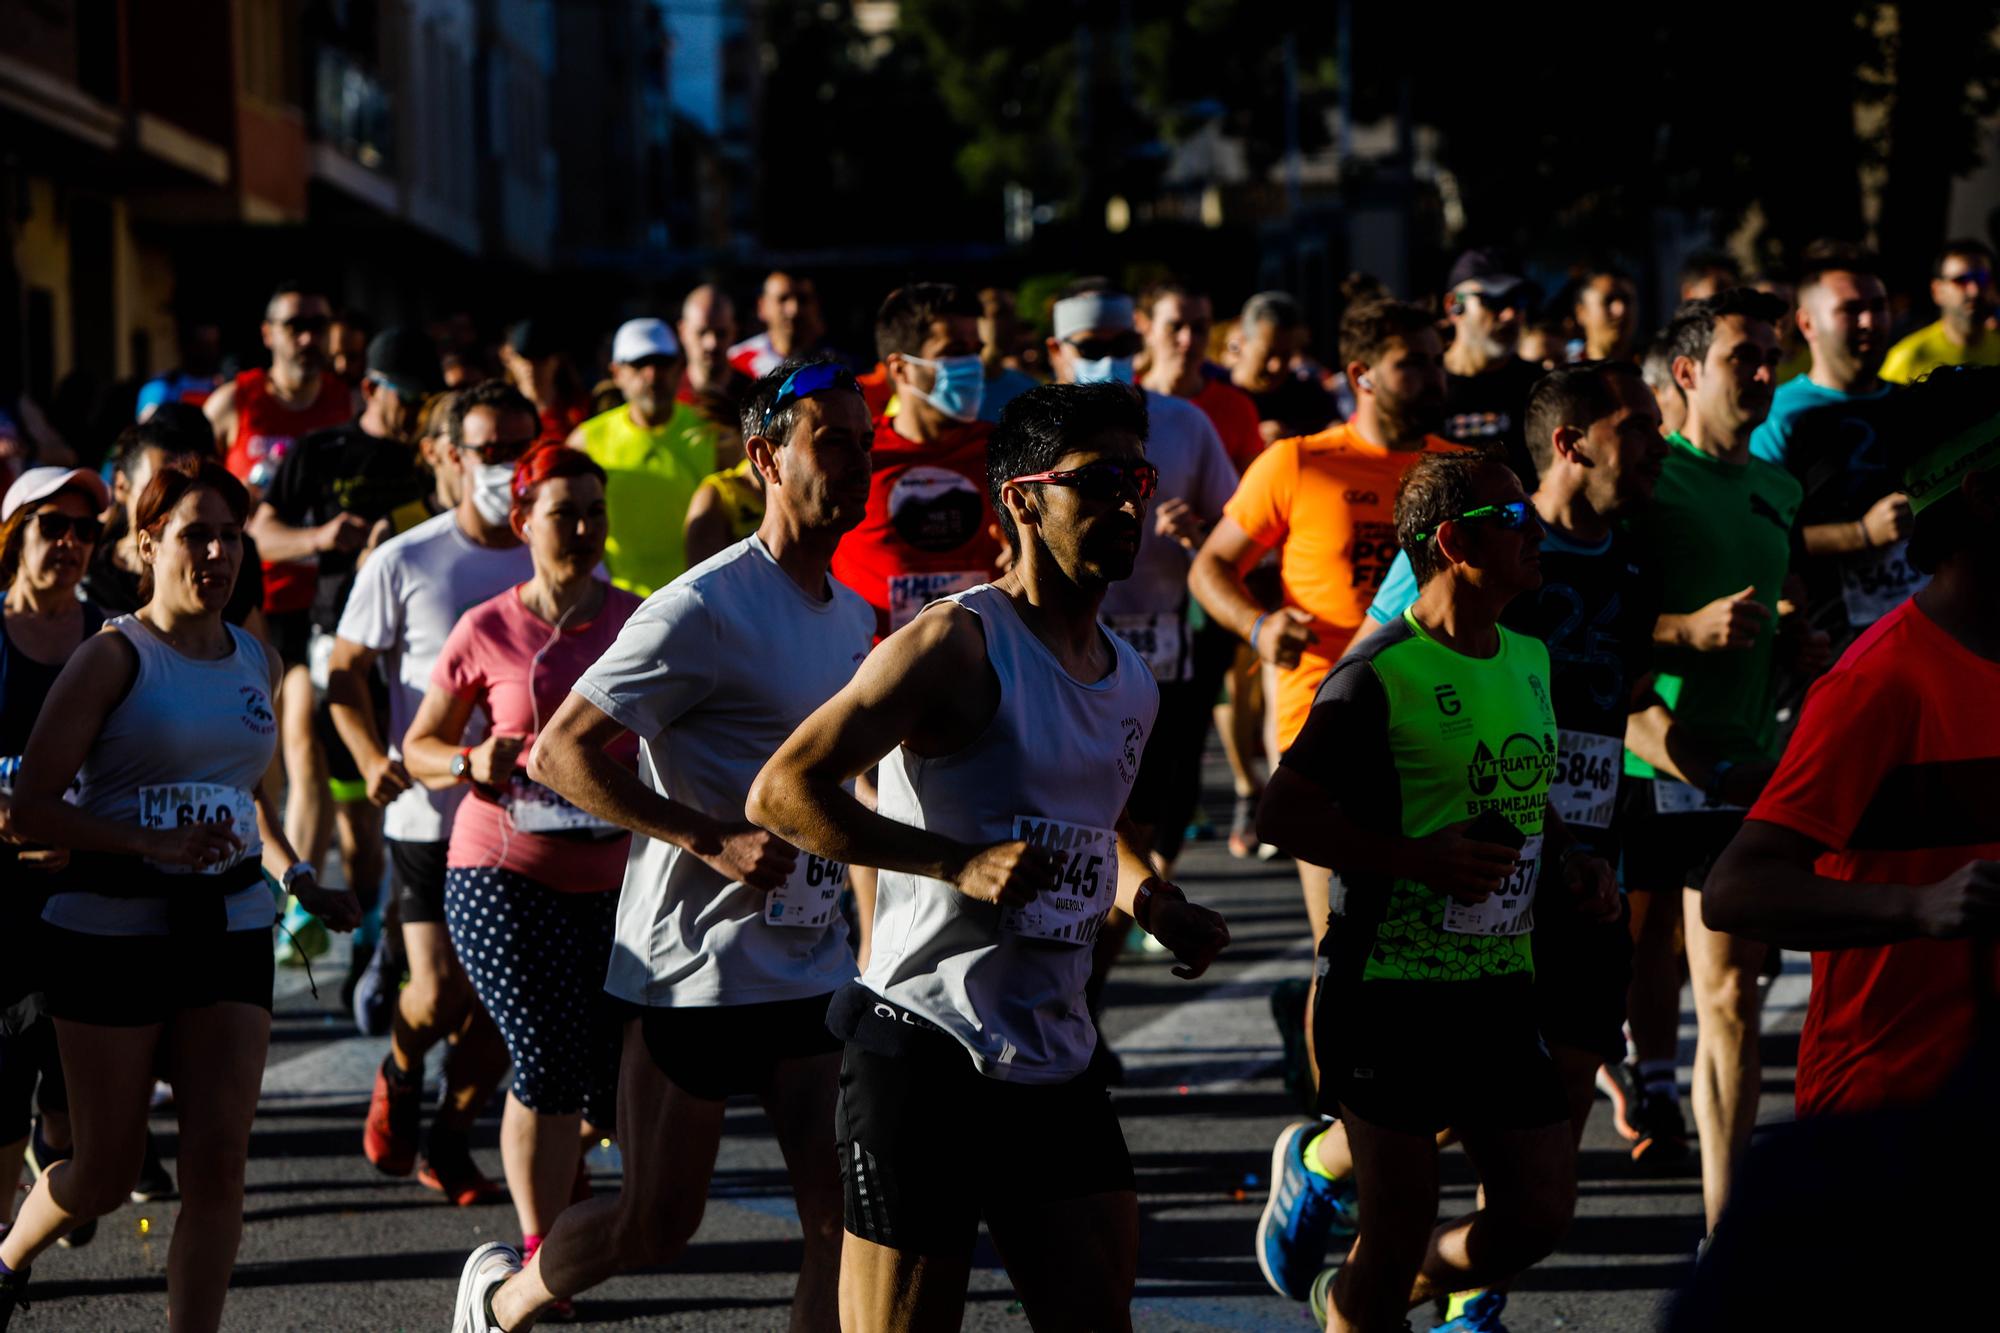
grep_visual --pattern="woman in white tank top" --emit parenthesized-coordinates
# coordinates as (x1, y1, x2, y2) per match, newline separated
(2, 459, 358, 1331)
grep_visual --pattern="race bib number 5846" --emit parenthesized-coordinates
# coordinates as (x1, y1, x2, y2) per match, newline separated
(1002, 815, 1115, 945)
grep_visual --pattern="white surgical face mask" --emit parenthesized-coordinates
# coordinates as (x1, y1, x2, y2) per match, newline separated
(471, 462, 515, 525)
(902, 354, 986, 422)
(1073, 354, 1135, 386)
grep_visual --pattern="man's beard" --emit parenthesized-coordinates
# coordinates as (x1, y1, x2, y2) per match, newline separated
(1375, 390, 1442, 445)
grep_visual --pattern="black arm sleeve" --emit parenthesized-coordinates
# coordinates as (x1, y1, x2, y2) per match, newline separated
(1279, 656, 1396, 815)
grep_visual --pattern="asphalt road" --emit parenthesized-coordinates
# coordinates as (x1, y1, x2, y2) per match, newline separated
(8, 771, 1807, 1332)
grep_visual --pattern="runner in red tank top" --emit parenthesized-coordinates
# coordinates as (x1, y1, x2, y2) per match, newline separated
(831, 284, 1002, 641)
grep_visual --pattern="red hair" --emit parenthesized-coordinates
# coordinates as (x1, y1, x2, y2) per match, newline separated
(510, 443, 608, 529)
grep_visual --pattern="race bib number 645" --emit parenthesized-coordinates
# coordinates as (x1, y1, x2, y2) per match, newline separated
(1002, 815, 1116, 946)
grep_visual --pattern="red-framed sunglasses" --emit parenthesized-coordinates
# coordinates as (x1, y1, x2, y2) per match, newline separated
(1008, 459, 1158, 502)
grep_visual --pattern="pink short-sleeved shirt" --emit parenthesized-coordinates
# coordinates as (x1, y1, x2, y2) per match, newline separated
(432, 581, 644, 891)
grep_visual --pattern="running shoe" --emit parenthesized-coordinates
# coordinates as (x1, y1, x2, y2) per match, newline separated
(1432, 1289, 1509, 1332)
(1228, 792, 1260, 860)
(349, 938, 399, 1038)
(25, 1122, 94, 1250)
(1310, 1266, 1411, 1331)
(1629, 1089, 1693, 1171)
(451, 1240, 520, 1333)
(130, 1130, 176, 1203)
(363, 1056, 422, 1177)
(0, 1263, 29, 1333)
(1597, 1060, 1644, 1141)
(1256, 1121, 1358, 1301)
(419, 1131, 506, 1207)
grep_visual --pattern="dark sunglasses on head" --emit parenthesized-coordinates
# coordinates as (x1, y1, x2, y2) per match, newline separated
(1065, 333, 1144, 361)
(280, 314, 330, 335)
(1009, 459, 1159, 503)
(34, 512, 104, 544)
(759, 362, 865, 436)
(459, 435, 537, 466)
(1409, 500, 1536, 545)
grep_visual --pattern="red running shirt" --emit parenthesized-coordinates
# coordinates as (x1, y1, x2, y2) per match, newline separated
(831, 417, 1001, 640)
(225, 369, 354, 615)
(1748, 598, 2000, 1118)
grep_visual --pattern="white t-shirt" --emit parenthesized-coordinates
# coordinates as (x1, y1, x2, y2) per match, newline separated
(1097, 390, 1237, 681)
(576, 536, 875, 1008)
(334, 511, 534, 843)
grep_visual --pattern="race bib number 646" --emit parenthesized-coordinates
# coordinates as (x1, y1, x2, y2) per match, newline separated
(1002, 815, 1116, 945)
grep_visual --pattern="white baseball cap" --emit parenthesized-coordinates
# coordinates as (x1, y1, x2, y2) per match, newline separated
(611, 318, 682, 365)
(2, 466, 110, 523)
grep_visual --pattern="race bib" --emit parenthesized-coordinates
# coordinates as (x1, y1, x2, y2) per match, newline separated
(1104, 612, 1187, 682)
(765, 852, 847, 929)
(1840, 540, 1924, 627)
(888, 570, 985, 632)
(1549, 731, 1621, 830)
(1652, 777, 1744, 816)
(137, 782, 255, 876)
(501, 777, 619, 835)
(1442, 834, 1541, 937)
(1002, 815, 1115, 945)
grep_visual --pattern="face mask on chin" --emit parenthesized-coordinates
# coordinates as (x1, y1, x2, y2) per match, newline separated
(470, 462, 516, 525)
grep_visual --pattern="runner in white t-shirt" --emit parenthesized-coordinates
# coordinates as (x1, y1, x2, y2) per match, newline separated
(453, 358, 876, 1333)
(326, 381, 536, 1205)
(743, 382, 1230, 1333)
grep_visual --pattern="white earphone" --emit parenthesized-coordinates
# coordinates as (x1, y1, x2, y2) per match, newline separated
(1358, 372, 1375, 391)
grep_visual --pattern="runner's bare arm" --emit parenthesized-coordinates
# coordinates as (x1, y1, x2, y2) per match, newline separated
(1623, 700, 1770, 804)
(1112, 817, 1230, 979)
(401, 686, 482, 788)
(323, 638, 411, 810)
(203, 377, 238, 450)
(1707, 820, 2000, 949)
(749, 603, 1026, 895)
(252, 647, 360, 927)
(1188, 516, 1272, 643)
(247, 499, 367, 564)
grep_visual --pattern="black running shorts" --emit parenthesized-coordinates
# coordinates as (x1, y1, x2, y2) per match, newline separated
(1314, 970, 1570, 1136)
(833, 996, 1135, 1255)
(636, 991, 841, 1102)
(40, 925, 275, 1027)
(1618, 777, 1746, 895)
(390, 838, 450, 925)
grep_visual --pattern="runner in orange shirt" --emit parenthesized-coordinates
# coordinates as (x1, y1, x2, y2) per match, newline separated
(1192, 299, 1465, 950)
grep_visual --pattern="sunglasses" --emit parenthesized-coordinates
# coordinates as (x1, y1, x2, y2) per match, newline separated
(1409, 500, 1536, 545)
(759, 362, 864, 436)
(1065, 334, 1144, 361)
(459, 436, 538, 466)
(1009, 459, 1159, 503)
(1946, 269, 1994, 288)
(33, 512, 104, 544)
(280, 315, 330, 335)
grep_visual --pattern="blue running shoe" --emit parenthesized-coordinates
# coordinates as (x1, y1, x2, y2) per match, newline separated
(1255, 1121, 1355, 1300)
(1432, 1289, 1509, 1332)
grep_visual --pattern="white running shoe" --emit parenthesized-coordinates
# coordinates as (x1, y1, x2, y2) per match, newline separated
(452, 1241, 521, 1333)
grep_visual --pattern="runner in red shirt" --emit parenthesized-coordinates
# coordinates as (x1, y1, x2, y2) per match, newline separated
(831, 283, 1001, 641)
(1709, 364, 2000, 1120)
(1138, 279, 1263, 471)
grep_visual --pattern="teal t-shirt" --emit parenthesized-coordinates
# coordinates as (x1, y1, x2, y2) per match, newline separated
(1622, 432, 1802, 775)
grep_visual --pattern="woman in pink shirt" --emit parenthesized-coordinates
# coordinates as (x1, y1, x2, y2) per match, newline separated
(402, 444, 640, 1279)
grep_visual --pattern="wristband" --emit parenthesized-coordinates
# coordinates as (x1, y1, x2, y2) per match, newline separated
(1133, 877, 1186, 934)
(1249, 612, 1270, 653)
(281, 861, 316, 893)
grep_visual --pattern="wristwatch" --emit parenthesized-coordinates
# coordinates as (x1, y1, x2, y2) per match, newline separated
(281, 861, 316, 893)
(450, 748, 474, 783)
(1133, 878, 1186, 934)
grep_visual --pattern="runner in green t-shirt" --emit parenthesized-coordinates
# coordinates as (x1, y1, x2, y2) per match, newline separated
(1256, 450, 1617, 1330)
(1616, 289, 1817, 1240)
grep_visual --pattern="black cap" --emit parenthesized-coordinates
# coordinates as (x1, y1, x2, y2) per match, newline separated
(506, 318, 563, 362)
(1446, 247, 1527, 298)
(365, 327, 443, 398)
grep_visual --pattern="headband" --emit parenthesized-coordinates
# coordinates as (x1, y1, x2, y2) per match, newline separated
(1052, 293, 1135, 342)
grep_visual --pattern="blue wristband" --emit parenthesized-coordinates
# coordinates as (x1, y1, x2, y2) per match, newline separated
(1250, 612, 1269, 652)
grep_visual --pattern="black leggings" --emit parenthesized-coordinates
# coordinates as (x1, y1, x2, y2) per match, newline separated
(0, 1008, 69, 1144)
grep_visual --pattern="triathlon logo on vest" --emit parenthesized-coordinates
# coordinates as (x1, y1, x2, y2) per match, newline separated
(1466, 733, 1553, 798)
(888, 466, 984, 552)
(239, 685, 276, 735)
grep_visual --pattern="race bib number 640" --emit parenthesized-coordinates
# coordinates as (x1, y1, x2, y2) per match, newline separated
(1002, 815, 1116, 945)
(138, 782, 255, 876)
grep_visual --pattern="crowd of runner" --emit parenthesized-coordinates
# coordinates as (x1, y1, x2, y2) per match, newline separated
(0, 237, 1996, 1333)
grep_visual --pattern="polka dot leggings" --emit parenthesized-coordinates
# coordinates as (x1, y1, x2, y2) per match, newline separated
(444, 865, 620, 1125)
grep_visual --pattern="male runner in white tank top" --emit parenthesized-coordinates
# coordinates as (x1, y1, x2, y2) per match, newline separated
(748, 382, 1231, 1333)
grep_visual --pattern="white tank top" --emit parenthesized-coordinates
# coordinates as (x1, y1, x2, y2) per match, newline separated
(860, 584, 1160, 1083)
(45, 615, 279, 936)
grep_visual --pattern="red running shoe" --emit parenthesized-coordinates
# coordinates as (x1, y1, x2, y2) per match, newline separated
(418, 1133, 506, 1207)
(363, 1058, 421, 1177)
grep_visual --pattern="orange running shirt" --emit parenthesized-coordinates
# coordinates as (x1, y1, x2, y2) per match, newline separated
(1222, 421, 1466, 747)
